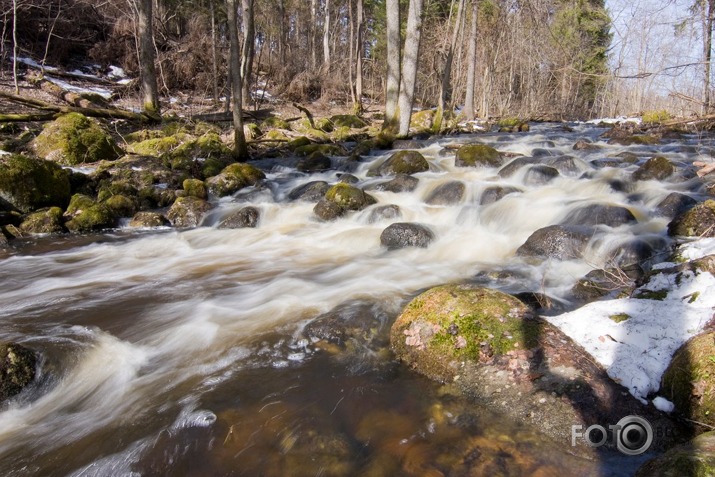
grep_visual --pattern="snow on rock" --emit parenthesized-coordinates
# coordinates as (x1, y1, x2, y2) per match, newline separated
(546, 251, 715, 404)
(679, 238, 715, 262)
(652, 396, 675, 413)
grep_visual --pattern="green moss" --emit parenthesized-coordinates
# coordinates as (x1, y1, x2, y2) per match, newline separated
(65, 193, 96, 217)
(324, 183, 376, 211)
(0, 154, 71, 213)
(33, 113, 122, 165)
(65, 203, 117, 232)
(642, 110, 671, 124)
(183, 178, 207, 199)
(609, 313, 631, 323)
(127, 134, 187, 156)
(0, 343, 36, 401)
(410, 110, 434, 131)
(206, 162, 265, 197)
(193, 120, 222, 136)
(262, 117, 291, 130)
(287, 136, 311, 150)
(668, 200, 715, 238)
(329, 114, 368, 129)
(608, 135, 660, 146)
(294, 144, 347, 157)
(19, 207, 65, 234)
(454, 144, 502, 168)
(498, 118, 521, 128)
(634, 289, 669, 300)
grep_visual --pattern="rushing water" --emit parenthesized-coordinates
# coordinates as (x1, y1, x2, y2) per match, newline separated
(0, 122, 711, 476)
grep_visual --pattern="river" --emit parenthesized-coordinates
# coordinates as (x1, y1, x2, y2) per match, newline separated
(0, 122, 708, 476)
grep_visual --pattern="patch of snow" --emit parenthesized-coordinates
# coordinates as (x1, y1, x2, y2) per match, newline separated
(0, 150, 11, 156)
(652, 396, 675, 413)
(108, 66, 127, 79)
(679, 238, 715, 261)
(584, 116, 642, 125)
(63, 165, 96, 174)
(15, 56, 58, 72)
(45, 76, 113, 99)
(545, 260, 715, 402)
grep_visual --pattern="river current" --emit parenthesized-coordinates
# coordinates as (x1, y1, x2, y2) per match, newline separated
(0, 122, 710, 476)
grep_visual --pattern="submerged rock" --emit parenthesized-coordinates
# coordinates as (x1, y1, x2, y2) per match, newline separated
(288, 181, 330, 202)
(523, 165, 559, 186)
(479, 185, 522, 205)
(304, 300, 391, 353)
(380, 222, 434, 250)
(668, 200, 715, 237)
(366, 204, 401, 223)
(424, 181, 465, 205)
(497, 156, 537, 177)
(372, 174, 419, 193)
(218, 206, 260, 228)
(561, 203, 637, 227)
(0, 343, 36, 401)
(632, 156, 675, 181)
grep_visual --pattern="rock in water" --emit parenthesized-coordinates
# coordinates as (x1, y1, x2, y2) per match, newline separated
(0, 343, 36, 401)
(218, 206, 260, 228)
(380, 222, 434, 250)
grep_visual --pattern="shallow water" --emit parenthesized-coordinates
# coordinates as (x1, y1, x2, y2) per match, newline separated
(0, 122, 711, 476)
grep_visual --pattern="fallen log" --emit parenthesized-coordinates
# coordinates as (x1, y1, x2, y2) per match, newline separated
(0, 91, 156, 123)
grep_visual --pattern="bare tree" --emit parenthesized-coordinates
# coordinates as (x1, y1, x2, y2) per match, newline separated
(323, 0, 331, 68)
(241, 0, 255, 109)
(136, 0, 159, 118)
(228, 0, 249, 160)
(398, 0, 424, 137)
(434, 0, 464, 131)
(463, 0, 478, 120)
(383, 0, 400, 132)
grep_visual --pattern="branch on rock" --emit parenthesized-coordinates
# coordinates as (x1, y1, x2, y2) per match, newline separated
(292, 103, 315, 129)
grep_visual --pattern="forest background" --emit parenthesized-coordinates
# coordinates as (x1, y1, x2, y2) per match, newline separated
(0, 0, 713, 124)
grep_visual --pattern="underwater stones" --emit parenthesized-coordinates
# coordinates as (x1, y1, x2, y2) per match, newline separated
(424, 180, 465, 205)
(454, 144, 502, 168)
(166, 196, 212, 228)
(632, 156, 675, 181)
(516, 225, 592, 261)
(218, 206, 260, 229)
(19, 207, 65, 235)
(379, 222, 434, 250)
(479, 186, 522, 205)
(661, 332, 715, 428)
(636, 430, 715, 477)
(367, 204, 401, 223)
(560, 203, 637, 228)
(32, 113, 122, 165)
(205, 163, 265, 197)
(129, 211, 170, 228)
(0, 154, 71, 213)
(390, 284, 536, 382)
(654, 192, 697, 219)
(0, 343, 36, 401)
(373, 174, 419, 193)
(288, 181, 330, 202)
(303, 300, 390, 351)
(523, 165, 559, 186)
(369, 150, 429, 176)
(668, 200, 715, 237)
(296, 151, 332, 172)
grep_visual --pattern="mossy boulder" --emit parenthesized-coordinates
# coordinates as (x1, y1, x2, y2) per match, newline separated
(410, 109, 435, 131)
(661, 332, 715, 427)
(262, 116, 291, 130)
(129, 211, 170, 228)
(391, 284, 537, 382)
(103, 194, 138, 218)
(368, 150, 429, 176)
(33, 113, 121, 165)
(182, 178, 207, 200)
(166, 196, 212, 228)
(668, 200, 715, 237)
(329, 114, 367, 129)
(0, 343, 36, 401)
(454, 144, 503, 168)
(19, 207, 65, 235)
(636, 431, 715, 477)
(126, 133, 193, 157)
(64, 202, 117, 232)
(294, 143, 347, 157)
(205, 163, 265, 197)
(296, 151, 332, 172)
(0, 154, 71, 213)
(324, 183, 376, 211)
(287, 136, 311, 150)
(632, 156, 675, 181)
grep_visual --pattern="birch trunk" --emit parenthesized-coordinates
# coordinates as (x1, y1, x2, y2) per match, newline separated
(397, 0, 424, 138)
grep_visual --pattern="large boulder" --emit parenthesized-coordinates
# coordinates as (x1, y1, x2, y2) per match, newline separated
(479, 185, 522, 205)
(324, 183, 376, 212)
(522, 165, 559, 186)
(206, 163, 265, 197)
(129, 211, 170, 228)
(0, 343, 36, 401)
(661, 331, 715, 428)
(0, 154, 71, 213)
(372, 174, 419, 193)
(668, 200, 715, 237)
(18, 207, 65, 235)
(632, 156, 675, 181)
(63, 194, 118, 232)
(655, 193, 697, 219)
(166, 196, 212, 228)
(368, 150, 429, 176)
(498, 157, 537, 178)
(218, 206, 260, 228)
(380, 222, 434, 250)
(636, 431, 715, 477)
(32, 113, 121, 165)
(455, 144, 502, 168)
(516, 225, 593, 260)
(288, 181, 330, 202)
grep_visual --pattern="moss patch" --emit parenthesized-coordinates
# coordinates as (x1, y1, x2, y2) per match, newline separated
(668, 200, 715, 238)
(324, 183, 376, 211)
(633, 289, 669, 300)
(0, 154, 71, 213)
(33, 113, 122, 165)
(609, 313, 631, 323)
(206, 162, 265, 197)
(454, 144, 502, 168)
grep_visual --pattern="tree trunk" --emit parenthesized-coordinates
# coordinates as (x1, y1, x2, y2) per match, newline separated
(435, 0, 464, 132)
(354, 0, 364, 114)
(463, 0, 478, 120)
(137, 0, 160, 119)
(210, 3, 220, 107)
(397, 0, 424, 138)
(311, 0, 318, 68)
(241, 0, 255, 109)
(323, 0, 331, 68)
(705, 0, 714, 113)
(12, 0, 18, 94)
(383, 0, 400, 132)
(227, 0, 249, 160)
